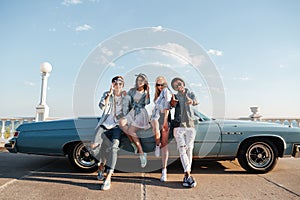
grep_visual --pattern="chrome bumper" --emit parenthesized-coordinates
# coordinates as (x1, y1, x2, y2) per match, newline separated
(292, 144, 300, 158)
(4, 139, 17, 153)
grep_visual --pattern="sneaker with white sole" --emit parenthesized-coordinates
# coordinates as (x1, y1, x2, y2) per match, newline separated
(140, 153, 147, 168)
(100, 179, 111, 190)
(183, 176, 197, 188)
(160, 168, 167, 182)
(154, 144, 160, 157)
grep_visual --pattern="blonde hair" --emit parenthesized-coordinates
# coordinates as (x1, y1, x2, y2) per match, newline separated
(154, 76, 168, 101)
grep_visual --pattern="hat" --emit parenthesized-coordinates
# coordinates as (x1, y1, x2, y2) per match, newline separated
(112, 76, 124, 83)
(171, 77, 185, 90)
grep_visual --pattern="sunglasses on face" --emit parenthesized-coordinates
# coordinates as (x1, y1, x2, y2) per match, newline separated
(114, 82, 123, 86)
(156, 83, 165, 87)
(174, 82, 182, 89)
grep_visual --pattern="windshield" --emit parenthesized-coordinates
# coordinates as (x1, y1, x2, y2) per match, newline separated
(193, 110, 211, 121)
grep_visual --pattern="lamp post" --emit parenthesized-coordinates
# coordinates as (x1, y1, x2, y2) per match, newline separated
(249, 106, 262, 121)
(35, 62, 52, 122)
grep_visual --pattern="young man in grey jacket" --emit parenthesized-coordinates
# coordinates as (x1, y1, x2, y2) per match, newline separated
(171, 77, 199, 188)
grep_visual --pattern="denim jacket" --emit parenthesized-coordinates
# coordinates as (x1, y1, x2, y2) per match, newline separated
(97, 91, 131, 126)
(173, 88, 199, 128)
(127, 88, 150, 116)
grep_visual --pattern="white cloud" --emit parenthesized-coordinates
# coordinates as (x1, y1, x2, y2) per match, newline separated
(24, 81, 36, 87)
(234, 76, 251, 81)
(62, 0, 100, 6)
(151, 62, 171, 67)
(190, 83, 203, 87)
(72, 42, 88, 46)
(75, 24, 92, 32)
(48, 28, 56, 32)
(279, 64, 285, 68)
(115, 65, 125, 69)
(152, 26, 166, 32)
(207, 49, 223, 56)
(62, 0, 82, 6)
(94, 55, 109, 65)
(101, 47, 113, 56)
(156, 43, 205, 66)
(107, 62, 124, 69)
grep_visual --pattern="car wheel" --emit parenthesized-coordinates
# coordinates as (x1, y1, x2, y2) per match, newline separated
(68, 142, 98, 172)
(237, 139, 278, 173)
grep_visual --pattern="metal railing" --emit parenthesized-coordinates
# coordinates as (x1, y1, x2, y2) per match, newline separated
(261, 118, 300, 127)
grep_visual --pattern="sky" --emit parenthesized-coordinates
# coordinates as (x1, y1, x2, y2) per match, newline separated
(0, 0, 299, 119)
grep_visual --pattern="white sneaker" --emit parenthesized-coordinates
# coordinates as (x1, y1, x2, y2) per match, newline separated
(155, 144, 160, 157)
(140, 153, 147, 168)
(100, 179, 111, 190)
(160, 168, 167, 182)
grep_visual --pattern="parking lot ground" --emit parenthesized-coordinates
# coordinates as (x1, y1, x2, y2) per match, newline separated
(0, 151, 300, 200)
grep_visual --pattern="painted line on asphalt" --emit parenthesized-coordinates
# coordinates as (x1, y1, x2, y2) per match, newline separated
(0, 158, 59, 191)
(0, 179, 18, 191)
(258, 175, 300, 198)
(141, 172, 146, 200)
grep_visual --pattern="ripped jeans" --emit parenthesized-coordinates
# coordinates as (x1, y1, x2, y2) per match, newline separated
(92, 125, 121, 174)
(173, 127, 196, 173)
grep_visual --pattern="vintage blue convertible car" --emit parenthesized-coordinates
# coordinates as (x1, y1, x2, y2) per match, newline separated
(5, 111, 300, 173)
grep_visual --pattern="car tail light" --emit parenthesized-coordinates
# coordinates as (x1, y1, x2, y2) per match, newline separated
(14, 131, 19, 138)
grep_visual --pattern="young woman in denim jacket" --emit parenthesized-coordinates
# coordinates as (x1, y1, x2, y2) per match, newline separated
(90, 76, 131, 190)
(150, 76, 172, 181)
(119, 73, 150, 168)
(171, 77, 199, 188)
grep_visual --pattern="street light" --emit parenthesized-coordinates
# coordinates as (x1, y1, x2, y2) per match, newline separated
(36, 62, 52, 122)
(40, 62, 52, 74)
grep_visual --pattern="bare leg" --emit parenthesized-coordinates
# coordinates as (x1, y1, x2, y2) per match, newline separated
(128, 125, 144, 154)
(119, 118, 129, 134)
(161, 127, 169, 169)
(151, 119, 161, 146)
(119, 118, 134, 143)
(185, 171, 191, 178)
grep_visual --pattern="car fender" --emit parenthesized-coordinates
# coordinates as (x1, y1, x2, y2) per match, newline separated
(236, 134, 286, 157)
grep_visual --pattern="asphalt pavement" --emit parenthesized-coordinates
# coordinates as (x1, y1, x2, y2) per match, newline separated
(0, 150, 300, 200)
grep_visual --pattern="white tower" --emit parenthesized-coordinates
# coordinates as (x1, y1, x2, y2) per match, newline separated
(36, 62, 52, 122)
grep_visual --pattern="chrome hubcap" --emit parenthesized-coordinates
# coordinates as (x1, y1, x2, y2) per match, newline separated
(247, 142, 273, 169)
(74, 143, 96, 168)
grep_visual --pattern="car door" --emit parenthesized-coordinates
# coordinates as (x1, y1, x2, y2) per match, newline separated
(193, 119, 222, 158)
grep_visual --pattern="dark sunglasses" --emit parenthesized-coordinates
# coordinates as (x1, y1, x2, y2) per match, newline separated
(174, 82, 182, 89)
(156, 83, 165, 87)
(114, 82, 123, 86)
